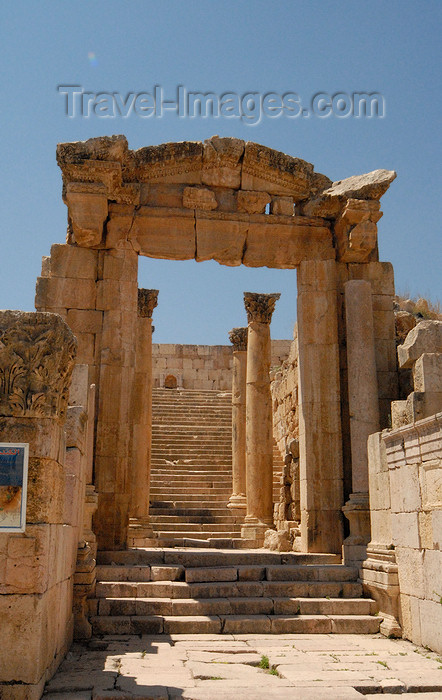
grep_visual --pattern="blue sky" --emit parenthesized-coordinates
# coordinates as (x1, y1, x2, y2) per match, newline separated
(1, 0, 441, 343)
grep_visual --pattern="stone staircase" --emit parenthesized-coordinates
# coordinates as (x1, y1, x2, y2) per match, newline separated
(90, 548, 381, 635)
(149, 388, 284, 547)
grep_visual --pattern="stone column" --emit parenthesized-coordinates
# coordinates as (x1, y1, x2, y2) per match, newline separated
(227, 327, 248, 511)
(241, 292, 280, 545)
(94, 248, 139, 550)
(342, 279, 379, 562)
(128, 288, 158, 546)
(297, 260, 344, 553)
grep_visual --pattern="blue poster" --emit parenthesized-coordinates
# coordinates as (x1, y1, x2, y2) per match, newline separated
(0, 443, 29, 532)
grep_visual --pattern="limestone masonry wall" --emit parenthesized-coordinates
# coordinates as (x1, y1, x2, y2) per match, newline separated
(0, 311, 90, 699)
(270, 326, 299, 456)
(385, 414, 442, 653)
(153, 340, 291, 391)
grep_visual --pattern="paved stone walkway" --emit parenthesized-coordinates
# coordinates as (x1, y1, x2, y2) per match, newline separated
(43, 634, 442, 700)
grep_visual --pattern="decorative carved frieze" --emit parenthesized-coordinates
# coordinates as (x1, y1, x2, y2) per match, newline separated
(0, 311, 77, 421)
(228, 327, 248, 352)
(137, 289, 159, 318)
(243, 292, 281, 324)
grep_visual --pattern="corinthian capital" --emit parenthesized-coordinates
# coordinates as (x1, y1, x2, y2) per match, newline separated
(228, 327, 248, 351)
(243, 292, 280, 324)
(138, 289, 159, 318)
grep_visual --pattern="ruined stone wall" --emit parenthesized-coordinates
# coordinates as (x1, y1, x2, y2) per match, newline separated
(270, 327, 299, 456)
(153, 340, 291, 391)
(362, 319, 442, 649)
(0, 312, 88, 699)
(383, 415, 442, 653)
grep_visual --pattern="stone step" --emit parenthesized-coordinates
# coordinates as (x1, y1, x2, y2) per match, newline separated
(90, 613, 380, 635)
(149, 488, 232, 497)
(151, 523, 242, 533)
(155, 530, 241, 540)
(93, 595, 376, 617)
(150, 494, 234, 503)
(150, 515, 243, 524)
(95, 579, 363, 600)
(97, 549, 341, 567)
(149, 507, 237, 516)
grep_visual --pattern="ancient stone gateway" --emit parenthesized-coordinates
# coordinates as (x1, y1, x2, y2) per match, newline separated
(36, 135, 398, 553)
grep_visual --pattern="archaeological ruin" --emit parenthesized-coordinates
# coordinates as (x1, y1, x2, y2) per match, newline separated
(0, 135, 440, 698)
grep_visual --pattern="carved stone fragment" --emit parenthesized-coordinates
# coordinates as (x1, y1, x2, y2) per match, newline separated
(202, 136, 244, 188)
(137, 289, 159, 318)
(334, 199, 382, 262)
(228, 327, 248, 352)
(0, 311, 77, 421)
(302, 169, 396, 218)
(183, 186, 218, 210)
(243, 292, 281, 324)
(237, 190, 271, 214)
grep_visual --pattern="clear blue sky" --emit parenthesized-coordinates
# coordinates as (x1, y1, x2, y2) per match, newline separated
(1, 1, 441, 343)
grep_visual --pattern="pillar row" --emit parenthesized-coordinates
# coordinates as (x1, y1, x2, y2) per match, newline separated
(227, 327, 248, 511)
(241, 292, 280, 546)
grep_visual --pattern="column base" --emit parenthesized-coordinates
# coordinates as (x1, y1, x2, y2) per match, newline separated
(128, 516, 154, 547)
(342, 492, 370, 564)
(241, 517, 273, 547)
(227, 493, 247, 511)
(360, 543, 402, 638)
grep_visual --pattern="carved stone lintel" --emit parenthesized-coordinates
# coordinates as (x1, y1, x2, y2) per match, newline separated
(228, 327, 248, 352)
(0, 311, 77, 422)
(243, 292, 281, 324)
(137, 289, 159, 318)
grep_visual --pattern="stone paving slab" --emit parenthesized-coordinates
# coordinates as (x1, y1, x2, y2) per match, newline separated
(42, 633, 442, 700)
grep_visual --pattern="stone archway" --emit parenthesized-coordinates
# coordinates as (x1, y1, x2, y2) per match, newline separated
(36, 135, 398, 552)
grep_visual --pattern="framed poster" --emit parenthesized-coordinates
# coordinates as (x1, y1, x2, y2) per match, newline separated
(0, 443, 29, 533)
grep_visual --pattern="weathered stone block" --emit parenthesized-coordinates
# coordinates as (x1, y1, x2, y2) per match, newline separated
(414, 352, 442, 393)
(183, 186, 217, 210)
(389, 463, 421, 513)
(270, 196, 294, 216)
(391, 511, 420, 548)
(129, 208, 196, 260)
(398, 320, 442, 369)
(67, 309, 103, 335)
(49, 244, 99, 279)
(195, 215, 247, 266)
(35, 277, 97, 310)
(243, 219, 333, 268)
(396, 547, 425, 597)
(202, 135, 244, 188)
(66, 189, 108, 247)
(237, 190, 270, 214)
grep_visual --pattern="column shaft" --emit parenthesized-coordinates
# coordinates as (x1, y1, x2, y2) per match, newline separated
(129, 289, 158, 545)
(297, 260, 344, 553)
(228, 328, 247, 510)
(241, 292, 280, 545)
(342, 279, 379, 559)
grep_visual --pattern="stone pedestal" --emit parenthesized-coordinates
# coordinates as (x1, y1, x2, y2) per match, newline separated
(343, 280, 379, 564)
(128, 289, 158, 546)
(241, 292, 280, 545)
(227, 327, 248, 511)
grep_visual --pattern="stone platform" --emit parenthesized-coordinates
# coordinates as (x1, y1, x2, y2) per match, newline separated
(43, 634, 442, 699)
